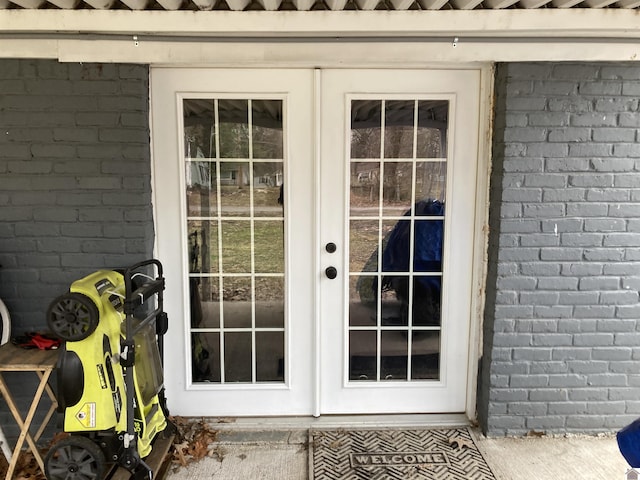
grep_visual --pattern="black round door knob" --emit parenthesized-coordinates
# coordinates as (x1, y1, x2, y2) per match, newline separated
(325, 242, 337, 253)
(325, 266, 338, 279)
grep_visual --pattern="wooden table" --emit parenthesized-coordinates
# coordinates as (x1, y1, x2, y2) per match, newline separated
(0, 343, 58, 479)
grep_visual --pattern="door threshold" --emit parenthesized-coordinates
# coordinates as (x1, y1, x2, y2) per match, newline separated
(200, 413, 471, 430)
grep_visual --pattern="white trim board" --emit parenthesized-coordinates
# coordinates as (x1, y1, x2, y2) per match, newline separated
(3, 38, 640, 64)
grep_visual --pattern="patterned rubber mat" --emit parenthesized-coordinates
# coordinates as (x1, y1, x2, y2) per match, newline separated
(310, 428, 496, 480)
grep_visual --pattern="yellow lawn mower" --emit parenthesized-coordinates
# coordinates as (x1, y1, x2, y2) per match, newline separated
(44, 259, 171, 480)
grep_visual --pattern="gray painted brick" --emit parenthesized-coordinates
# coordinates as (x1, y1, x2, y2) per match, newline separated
(579, 276, 619, 290)
(521, 262, 561, 276)
(511, 375, 549, 388)
(549, 374, 588, 387)
(548, 402, 588, 415)
(540, 248, 583, 261)
(502, 188, 542, 203)
(520, 291, 560, 305)
(541, 218, 583, 233)
(574, 306, 616, 318)
(547, 97, 593, 113)
(595, 98, 638, 112)
(568, 143, 612, 157)
(536, 277, 578, 290)
(596, 319, 637, 332)
(568, 389, 608, 402)
(600, 290, 639, 305)
(526, 416, 567, 429)
(523, 203, 564, 218)
(583, 248, 625, 261)
(566, 203, 609, 217)
(503, 158, 544, 173)
(593, 128, 636, 143)
(561, 233, 603, 247)
(545, 158, 589, 172)
(586, 374, 628, 387)
(608, 203, 640, 217)
(568, 174, 614, 188)
(534, 306, 574, 318)
(584, 218, 626, 232)
(500, 219, 541, 233)
(532, 334, 571, 347)
(520, 234, 559, 247)
(590, 158, 636, 172)
(617, 305, 640, 319)
(615, 333, 640, 346)
(614, 144, 640, 158)
(548, 127, 590, 143)
(529, 389, 568, 402)
(524, 173, 567, 188)
(609, 388, 638, 400)
(603, 233, 640, 247)
(512, 348, 552, 361)
(542, 188, 585, 202)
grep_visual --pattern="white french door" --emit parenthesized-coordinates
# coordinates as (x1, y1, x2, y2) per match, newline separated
(319, 69, 480, 414)
(151, 67, 481, 417)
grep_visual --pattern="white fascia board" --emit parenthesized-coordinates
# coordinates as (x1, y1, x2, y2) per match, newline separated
(54, 38, 640, 64)
(2, 9, 640, 39)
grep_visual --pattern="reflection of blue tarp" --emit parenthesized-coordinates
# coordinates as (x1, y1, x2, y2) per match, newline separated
(357, 199, 444, 326)
(381, 199, 443, 296)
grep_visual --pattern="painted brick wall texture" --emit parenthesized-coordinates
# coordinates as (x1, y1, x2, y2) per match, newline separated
(482, 62, 640, 436)
(0, 59, 153, 334)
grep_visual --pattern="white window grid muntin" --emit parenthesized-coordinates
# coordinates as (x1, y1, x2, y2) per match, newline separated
(346, 96, 451, 384)
(182, 96, 287, 386)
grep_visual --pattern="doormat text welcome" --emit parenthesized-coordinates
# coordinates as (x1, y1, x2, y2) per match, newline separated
(311, 428, 497, 480)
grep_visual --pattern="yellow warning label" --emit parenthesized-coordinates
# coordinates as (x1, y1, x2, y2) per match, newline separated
(75, 403, 96, 429)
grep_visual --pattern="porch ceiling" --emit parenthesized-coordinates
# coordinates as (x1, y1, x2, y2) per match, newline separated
(1, 0, 639, 11)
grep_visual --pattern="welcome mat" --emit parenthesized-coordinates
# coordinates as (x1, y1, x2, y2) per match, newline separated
(310, 428, 497, 480)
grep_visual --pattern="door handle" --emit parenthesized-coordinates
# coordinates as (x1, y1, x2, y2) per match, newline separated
(325, 266, 338, 279)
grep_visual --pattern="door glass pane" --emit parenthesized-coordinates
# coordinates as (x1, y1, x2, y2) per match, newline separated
(192, 332, 220, 382)
(350, 162, 380, 215)
(384, 100, 415, 159)
(256, 332, 284, 382)
(351, 100, 381, 159)
(252, 100, 283, 159)
(349, 330, 377, 381)
(417, 100, 448, 158)
(184, 99, 215, 159)
(348, 98, 448, 382)
(218, 100, 249, 159)
(411, 331, 440, 380)
(225, 332, 252, 382)
(220, 162, 251, 217)
(184, 97, 285, 385)
(383, 161, 413, 216)
(186, 161, 217, 216)
(381, 331, 408, 380)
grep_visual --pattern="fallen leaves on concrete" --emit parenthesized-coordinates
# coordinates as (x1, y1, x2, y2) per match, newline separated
(170, 416, 221, 468)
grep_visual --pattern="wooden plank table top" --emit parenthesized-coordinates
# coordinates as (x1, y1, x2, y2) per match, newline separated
(0, 343, 58, 371)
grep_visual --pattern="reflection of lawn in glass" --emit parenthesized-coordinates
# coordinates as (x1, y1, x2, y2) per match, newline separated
(220, 221, 283, 274)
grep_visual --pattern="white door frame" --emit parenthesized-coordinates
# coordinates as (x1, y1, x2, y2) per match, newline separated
(150, 65, 493, 421)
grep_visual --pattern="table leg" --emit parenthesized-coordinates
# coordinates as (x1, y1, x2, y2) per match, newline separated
(33, 371, 58, 443)
(0, 369, 52, 479)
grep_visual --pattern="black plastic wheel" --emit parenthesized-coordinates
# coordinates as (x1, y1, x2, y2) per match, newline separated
(47, 292, 99, 341)
(44, 435, 107, 480)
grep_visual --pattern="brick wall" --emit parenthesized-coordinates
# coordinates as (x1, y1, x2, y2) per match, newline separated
(0, 60, 153, 335)
(481, 63, 640, 436)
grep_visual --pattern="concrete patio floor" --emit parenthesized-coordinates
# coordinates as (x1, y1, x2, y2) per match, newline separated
(163, 420, 631, 480)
